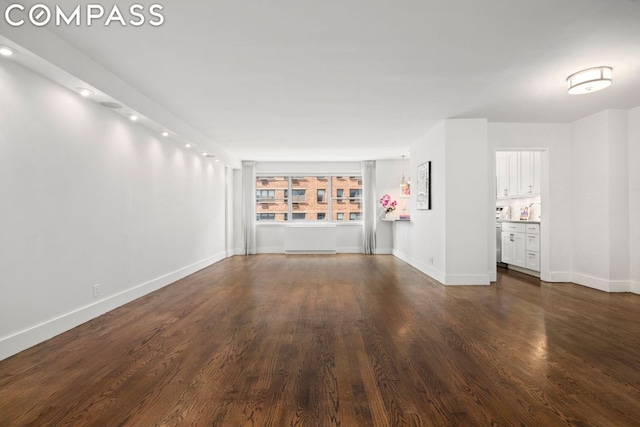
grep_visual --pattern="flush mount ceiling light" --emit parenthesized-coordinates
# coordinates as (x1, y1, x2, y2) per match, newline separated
(100, 101, 122, 109)
(0, 46, 15, 56)
(567, 66, 612, 95)
(77, 88, 94, 97)
(161, 131, 169, 137)
(185, 143, 191, 148)
(129, 114, 139, 121)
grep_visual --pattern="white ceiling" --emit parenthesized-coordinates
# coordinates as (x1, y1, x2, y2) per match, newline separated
(3, 0, 640, 162)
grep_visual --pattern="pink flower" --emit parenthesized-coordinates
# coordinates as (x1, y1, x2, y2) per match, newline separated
(379, 194, 397, 213)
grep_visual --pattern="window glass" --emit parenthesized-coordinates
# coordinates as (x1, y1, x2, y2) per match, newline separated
(332, 176, 361, 220)
(257, 213, 276, 221)
(256, 176, 288, 221)
(256, 175, 362, 222)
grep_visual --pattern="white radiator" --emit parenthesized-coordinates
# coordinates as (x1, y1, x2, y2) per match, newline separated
(284, 224, 337, 254)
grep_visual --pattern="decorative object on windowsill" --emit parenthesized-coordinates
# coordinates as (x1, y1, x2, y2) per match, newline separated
(400, 155, 411, 196)
(379, 194, 397, 219)
(567, 66, 612, 95)
(416, 161, 431, 210)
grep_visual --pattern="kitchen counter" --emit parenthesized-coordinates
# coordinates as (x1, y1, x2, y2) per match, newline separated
(498, 219, 541, 224)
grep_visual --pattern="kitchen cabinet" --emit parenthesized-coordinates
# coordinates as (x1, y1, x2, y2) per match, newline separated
(496, 151, 541, 199)
(496, 151, 519, 199)
(524, 224, 540, 271)
(519, 151, 541, 196)
(501, 222, 526, 267)
(501, 222, 540, 272)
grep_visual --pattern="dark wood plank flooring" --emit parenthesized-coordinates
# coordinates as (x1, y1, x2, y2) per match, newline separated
(1, 255, 639, 426)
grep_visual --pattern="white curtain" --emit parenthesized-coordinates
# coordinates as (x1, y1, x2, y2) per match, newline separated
(362, 160, 377, 255)
(241, 161, 257, 255)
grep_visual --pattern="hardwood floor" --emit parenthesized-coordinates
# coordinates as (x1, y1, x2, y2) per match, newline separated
(1, 255, 639, 426)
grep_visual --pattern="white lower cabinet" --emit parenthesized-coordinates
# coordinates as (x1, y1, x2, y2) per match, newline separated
(501, 222, 540, 272)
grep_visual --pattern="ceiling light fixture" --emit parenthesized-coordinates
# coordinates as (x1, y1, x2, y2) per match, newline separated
(77, 88, 94, 97)
(185, 143, 191, 148)
(0, 46, 15, 56)
(129, 114, 139, 121)
(161, 131, 169, 137)
(100, 101, 122, 109)
(567, 66, 612, 95)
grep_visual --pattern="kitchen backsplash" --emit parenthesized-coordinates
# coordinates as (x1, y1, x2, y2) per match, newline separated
(496, 195, 542, 221)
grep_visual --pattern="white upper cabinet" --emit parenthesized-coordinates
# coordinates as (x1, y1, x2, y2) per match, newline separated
(496, 151, 519, 198)
(496, 151, 541, 199)
(519, 151, 541, 196)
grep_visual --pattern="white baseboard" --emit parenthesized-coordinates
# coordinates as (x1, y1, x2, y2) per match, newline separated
(375, 247, 393, 255)
(443, 274, 491, 286)
(338, 246, 362, 254)
(631, 281, 640, 295)
(571, 273, 630, 293)
(546, 271, 572, 282)
(257, 246, 284, 254)
(393, 250, 489, 285)
(392, 249, 446, 285)
(0, 252, 227, 362)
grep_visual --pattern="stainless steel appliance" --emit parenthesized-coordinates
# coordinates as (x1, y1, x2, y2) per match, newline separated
(496, 206, 508, 267)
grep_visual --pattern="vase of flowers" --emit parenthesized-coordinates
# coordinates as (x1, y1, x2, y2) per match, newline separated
(379, 194, 397, 219)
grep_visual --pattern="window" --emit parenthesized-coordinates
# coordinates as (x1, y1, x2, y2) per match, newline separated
(256, 176, 288, 221)
(257, 213, 276, 221)
(349, 189, 362, 200)
(349, 212, 362, 221)
(256, 189, 275, 202)
(292, 189, 306, 203)
(256, 175, 362, 222)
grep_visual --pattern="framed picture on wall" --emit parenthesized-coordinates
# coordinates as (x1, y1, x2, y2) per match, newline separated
(416, 161, 431, 210)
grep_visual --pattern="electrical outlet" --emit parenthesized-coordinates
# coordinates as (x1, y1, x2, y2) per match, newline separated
(93, 284, 100, 298)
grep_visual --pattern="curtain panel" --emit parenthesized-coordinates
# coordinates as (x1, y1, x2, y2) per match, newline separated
(241, 161, 257, 255)
(362, 160, 377, 255)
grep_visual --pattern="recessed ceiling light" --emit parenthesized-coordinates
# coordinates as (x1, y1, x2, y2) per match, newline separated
(77, 88, 94, 97)
(161, 131, 169, 137)
(215, 159, 220, 162)
(100, 101, 122, 109)
(0, 46, 15, 56)
(567, 66, 613, 95)
(202, 152, 208, 156)
(185, 143, 191, 148)
(129, 114, 139, 122)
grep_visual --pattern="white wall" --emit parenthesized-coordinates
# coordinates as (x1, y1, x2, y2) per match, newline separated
(375, 159, 409, 254)
(629, 107, 640, 293)
(571, 110, 630, 292)
(394, 122, 446, 282)
(488, 123, 572, 282)
(395, 119, 489, 285)
(0, 60, 228, 360)
(443, 119, 489, 284)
